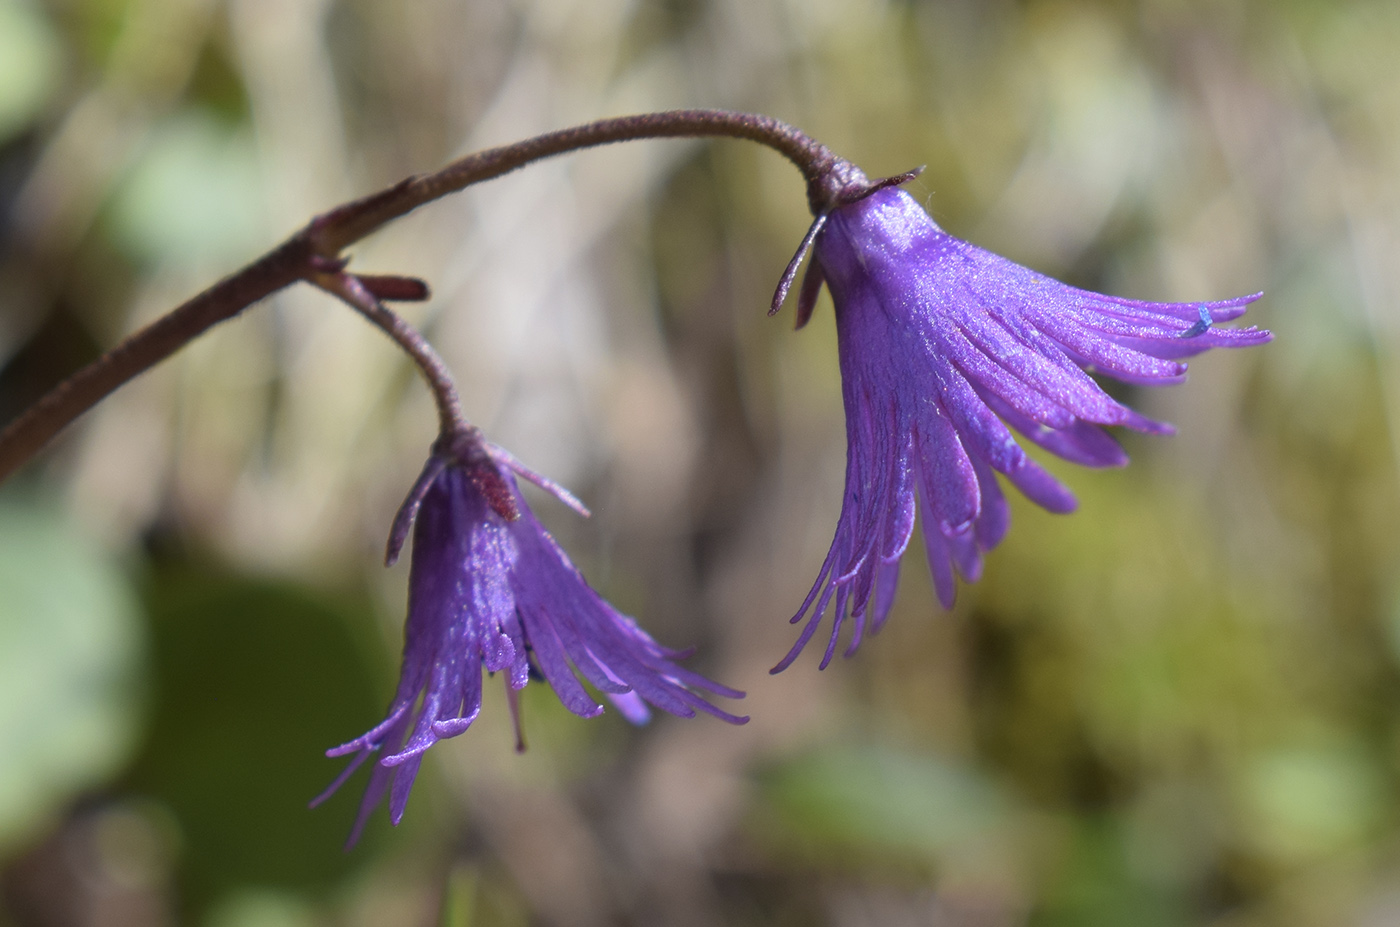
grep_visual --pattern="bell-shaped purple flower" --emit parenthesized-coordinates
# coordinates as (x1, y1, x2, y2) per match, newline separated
(776, 187, 1270, 671)
(315, 430, 746, 844)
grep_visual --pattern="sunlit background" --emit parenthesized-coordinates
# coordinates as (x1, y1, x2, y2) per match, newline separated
(0, 0, 1393, 924)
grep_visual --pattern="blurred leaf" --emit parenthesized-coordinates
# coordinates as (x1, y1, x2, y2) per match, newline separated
(1037, 816, 1188, 927)
(106, 109, 266, 266)
(0, 0, 61, 144)
(204, 888, 318, 927)
(0, 498, 145, 855)
(1243, 744, 1387, 860)
(121, 562, 387, 917)
(755, 743, 1013, 866)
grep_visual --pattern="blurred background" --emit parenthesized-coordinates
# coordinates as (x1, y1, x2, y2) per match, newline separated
(0, 0, 1389, 924)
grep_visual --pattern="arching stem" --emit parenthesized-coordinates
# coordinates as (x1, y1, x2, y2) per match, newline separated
(0, 110, 852, 482)
(312, 271, 466, 438)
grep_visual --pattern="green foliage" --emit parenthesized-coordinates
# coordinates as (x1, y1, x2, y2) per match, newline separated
(755, 744, 1014, 870)
(120, 561, 386, 919)
(106, 110, 266, 267)
(0, 0, 61, 144)
(0, 499, 144, 855)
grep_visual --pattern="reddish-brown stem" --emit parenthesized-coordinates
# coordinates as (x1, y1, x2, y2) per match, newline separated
(312, 272, 466, 437)
(0, 237, 311, 480)
(309, 110, 845, 252)
(0, 110, 850, 482)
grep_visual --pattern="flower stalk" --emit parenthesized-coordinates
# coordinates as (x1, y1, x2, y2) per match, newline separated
(310, 266, 466, 440)
(0, 110, 847, 482)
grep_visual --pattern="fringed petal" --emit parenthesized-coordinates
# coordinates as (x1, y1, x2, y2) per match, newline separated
(784, 185, 1269, 669)
(320, 450, 745, 843)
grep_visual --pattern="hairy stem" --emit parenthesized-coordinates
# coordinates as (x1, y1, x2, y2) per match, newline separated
(0, 238, 311, 481)
(314, 272, 466, 437)
(0, 110, 847, 483)
(308, 110, 843, 252)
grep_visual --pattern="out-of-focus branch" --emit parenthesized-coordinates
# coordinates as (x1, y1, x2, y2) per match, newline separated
(0, 110, 847, 482)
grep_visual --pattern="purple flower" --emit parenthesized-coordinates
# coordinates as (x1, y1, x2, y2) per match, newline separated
(775, 187, 1270, 672)
(315, 430, 746, 844)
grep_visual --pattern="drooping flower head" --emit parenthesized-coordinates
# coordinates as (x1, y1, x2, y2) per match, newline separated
(315, 427, 747, 844)
(775, 185, 1270, 671)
